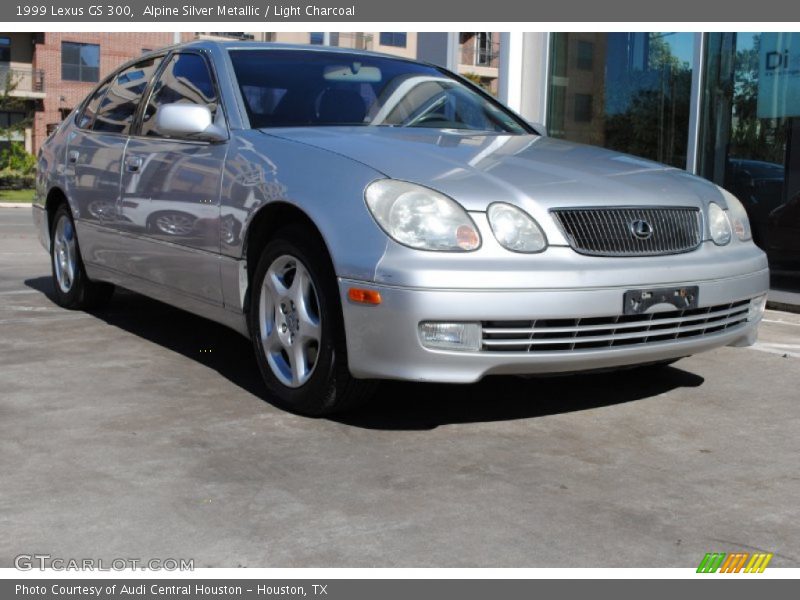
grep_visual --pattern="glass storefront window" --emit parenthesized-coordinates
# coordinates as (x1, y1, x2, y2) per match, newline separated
(699, 33, 800, 274)
(548, 32, 695, 169)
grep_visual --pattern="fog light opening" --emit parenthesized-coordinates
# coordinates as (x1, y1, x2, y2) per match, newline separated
(419, 322, 481, 352)
(748, 294, 767, 322)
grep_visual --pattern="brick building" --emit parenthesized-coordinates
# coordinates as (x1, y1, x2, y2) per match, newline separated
(457, 32, 501, 94)
(0, 32, 424, 154)
(30, 33, 196, 153)
(0, 31, 496, 154)
(0, 33, 192, 154)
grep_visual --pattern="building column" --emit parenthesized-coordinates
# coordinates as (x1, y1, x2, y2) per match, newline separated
(445, 32, 459, 72)
(415, 33, 459, 72)
(519, 32, 551, 127)
(498, 32, 551, 127)
(499, 32, 524, 113)
(685, 33, 706, 174)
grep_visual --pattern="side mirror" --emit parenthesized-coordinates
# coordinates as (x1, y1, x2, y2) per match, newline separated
(154, 103, 227, 142)
(528, 121, 547, 137)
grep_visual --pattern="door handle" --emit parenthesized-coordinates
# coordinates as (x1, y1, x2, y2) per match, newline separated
(67, 150, 79, 164)
(125, 156, 143, 173)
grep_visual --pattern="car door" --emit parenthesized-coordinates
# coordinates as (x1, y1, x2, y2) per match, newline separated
(65, 56, 163, 274)
(118, 51, 228, 304)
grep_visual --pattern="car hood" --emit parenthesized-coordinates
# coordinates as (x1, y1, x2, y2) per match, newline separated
(260, 127, 726, 213)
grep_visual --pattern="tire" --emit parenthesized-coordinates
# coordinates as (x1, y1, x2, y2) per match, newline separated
(50, 203, 114, 310)
(249, 224, 376, 416)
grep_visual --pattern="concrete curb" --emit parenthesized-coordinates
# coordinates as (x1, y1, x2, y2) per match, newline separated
(767, 287, 800, 315)
(767, 300, 800, 315)
(0, 203, 33, 208)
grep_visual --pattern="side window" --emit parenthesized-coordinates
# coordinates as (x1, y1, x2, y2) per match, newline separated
(93, 57, 162, 135)
(141, 53, 218, 137)
(76, 81, 111, 129)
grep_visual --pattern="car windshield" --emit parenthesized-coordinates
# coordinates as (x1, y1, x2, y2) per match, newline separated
(229, 49, 529, 134)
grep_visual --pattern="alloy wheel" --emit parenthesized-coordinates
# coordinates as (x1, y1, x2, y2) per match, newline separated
(258, 254, 322, 388)
(53, 215, 77, 293)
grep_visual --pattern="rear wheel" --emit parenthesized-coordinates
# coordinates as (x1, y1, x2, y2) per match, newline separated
(249, 225, 376, 416)
(50, 204, 114, 310)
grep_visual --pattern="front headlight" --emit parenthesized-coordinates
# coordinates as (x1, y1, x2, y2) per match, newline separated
(721, 190, 752, 241)
(487, 203, 547, 253)
(707, 202, 732, 245)
(365, 180, 480, 251)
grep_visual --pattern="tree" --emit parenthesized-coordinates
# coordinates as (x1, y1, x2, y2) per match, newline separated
(461, 72, 492, 94)
(730, 33, 787, 165)
(603, 33, 693, 168)
(0, 70, 35, 175)
(0, 71, 31, 141)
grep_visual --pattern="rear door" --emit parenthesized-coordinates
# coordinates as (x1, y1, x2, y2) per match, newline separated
(118, 51, 228, 304)
(64, 56, 163, 274)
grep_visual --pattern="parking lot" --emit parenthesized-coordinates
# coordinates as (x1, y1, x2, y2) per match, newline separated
(1, 208, 799, 568)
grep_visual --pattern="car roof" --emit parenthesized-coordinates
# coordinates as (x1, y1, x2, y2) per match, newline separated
(146, 39, 430, 65)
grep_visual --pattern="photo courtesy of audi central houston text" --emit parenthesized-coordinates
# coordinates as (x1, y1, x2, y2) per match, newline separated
(32, 39, 772, 416)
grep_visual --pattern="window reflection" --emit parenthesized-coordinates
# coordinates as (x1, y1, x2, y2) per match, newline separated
(141, 53, 218, 137)
(93, 57, 162, 134)
(548, 32, 694, 168)
(700, 33, 800, 276)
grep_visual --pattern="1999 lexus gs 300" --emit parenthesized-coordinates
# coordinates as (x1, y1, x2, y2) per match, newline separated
(34, 41, 769, 415)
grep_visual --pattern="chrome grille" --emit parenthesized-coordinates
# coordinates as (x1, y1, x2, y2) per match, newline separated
(481, 300, 750, 353)
(552, 207, 702, 256)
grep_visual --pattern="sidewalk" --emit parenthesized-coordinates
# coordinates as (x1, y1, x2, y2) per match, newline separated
(768, 289, 800, 314)
(769, 272, 800, 314)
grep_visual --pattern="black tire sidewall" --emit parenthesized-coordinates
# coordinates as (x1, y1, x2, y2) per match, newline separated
(249, 228, 345, 415)
(50, 205, 88, 309)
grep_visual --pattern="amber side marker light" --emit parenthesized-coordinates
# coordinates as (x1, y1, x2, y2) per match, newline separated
(348, 288, 382, 305)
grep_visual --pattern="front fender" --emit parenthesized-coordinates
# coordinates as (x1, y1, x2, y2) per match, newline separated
(220, 131, 390, 282)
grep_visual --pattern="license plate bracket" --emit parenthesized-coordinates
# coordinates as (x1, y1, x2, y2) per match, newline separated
(623, 286, 699, 315)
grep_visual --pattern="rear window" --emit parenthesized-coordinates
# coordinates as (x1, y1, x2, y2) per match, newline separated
(228, 49, 527, 134)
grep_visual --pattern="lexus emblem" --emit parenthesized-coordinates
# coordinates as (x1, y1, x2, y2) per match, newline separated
(630, 219, 654, 240)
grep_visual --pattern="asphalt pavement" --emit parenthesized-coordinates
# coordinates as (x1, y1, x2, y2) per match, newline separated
(1, 207, 799, 568)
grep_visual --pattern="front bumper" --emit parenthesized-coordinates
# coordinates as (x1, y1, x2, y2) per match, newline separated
(32, 204, 49, 252)
(339, 267, 769, 383)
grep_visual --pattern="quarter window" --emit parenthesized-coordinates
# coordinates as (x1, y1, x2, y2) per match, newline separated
(93, 57, 162, 134)
(62, 42, 100, 83)
(140, 53, 218, 137)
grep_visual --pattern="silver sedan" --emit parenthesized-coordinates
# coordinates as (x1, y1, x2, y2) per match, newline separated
(33, 41, 769, 415)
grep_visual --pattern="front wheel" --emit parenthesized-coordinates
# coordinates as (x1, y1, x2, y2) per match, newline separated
(249, 225, 376, 416)
(50, 204, 114, 310)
